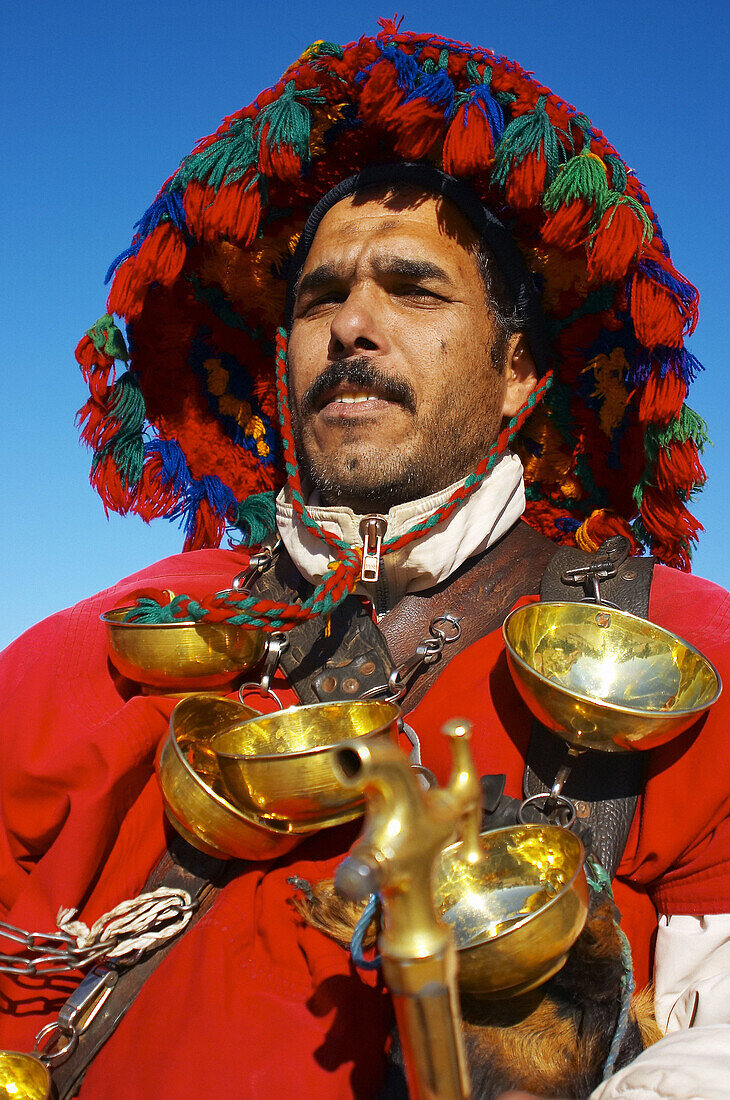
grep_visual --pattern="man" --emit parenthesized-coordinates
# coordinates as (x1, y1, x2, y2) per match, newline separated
(1, 24, 729, 1099)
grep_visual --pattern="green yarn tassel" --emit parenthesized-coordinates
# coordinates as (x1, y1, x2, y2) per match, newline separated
(256, 80, 324, 162)
(542, 149, 610, 214)
(491, 94, 562, 188)
(174, 117, 256, 192)
(93, 371, 146, 487)
(233, 490, 277, 545)
(307, 40, 344, 58)
(604, 154, 628, 194)
(86, 314, 129, 362)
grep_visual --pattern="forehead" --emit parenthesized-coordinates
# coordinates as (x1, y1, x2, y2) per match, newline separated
(301, 190, 482, 275)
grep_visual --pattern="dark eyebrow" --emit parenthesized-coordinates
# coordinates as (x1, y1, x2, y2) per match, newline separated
(296, 255, 453, 302)
(371, 256, 452, 284)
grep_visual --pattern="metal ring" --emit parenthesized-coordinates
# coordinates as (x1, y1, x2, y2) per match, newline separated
(34, 1022, 78, 1067)
(429, 614, 462, 643)
(237, 682, 283, 710)
(518, 793, 577, 829)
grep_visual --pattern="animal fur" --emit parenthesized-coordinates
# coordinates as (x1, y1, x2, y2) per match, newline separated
(290, 876, 660, 1099)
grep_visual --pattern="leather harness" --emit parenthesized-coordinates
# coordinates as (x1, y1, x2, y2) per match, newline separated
(50, 523, 653, 1097)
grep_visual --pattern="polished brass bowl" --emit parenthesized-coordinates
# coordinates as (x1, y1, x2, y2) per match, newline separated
(0, 1052, 50, 1100)
(158, 695, 300, 860)
(435, 825, 588, 996)
(212, 700, 401, 828)
(102, 607, 265, 692)
(503, 601, 721, 752)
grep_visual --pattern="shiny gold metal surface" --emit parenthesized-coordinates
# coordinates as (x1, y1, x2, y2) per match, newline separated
(102, 608, 265, 692)
(503, 601, 721, 752)
(212, 700, 400, 828)
(0, 1052, 50, 1100)
(158, 695, 300, 860)
(333, 720, 480, 1100)
(435, 824, 588, 996)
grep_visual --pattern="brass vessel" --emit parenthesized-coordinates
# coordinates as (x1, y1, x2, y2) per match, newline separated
(212, 700, 401, 828)
(102, 608, 265, 692)
(0, 1052, 49, 1100)
(503, 601, 721, 751)
(159, 695, 300, 860)
(435, 824, 588, 996)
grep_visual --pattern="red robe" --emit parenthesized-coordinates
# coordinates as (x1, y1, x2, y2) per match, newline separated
(0, 545, 728, 1097)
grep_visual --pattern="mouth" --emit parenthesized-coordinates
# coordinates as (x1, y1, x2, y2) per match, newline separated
(317, 382, 399, 417)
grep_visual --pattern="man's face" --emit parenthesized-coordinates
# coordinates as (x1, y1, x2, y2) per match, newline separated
(287, 189, 531, 514)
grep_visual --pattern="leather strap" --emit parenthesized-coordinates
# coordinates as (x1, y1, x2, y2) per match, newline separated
(50, 838, 233, 1100)
(524, 537, 655, 877)
(248, 549, 394, 704)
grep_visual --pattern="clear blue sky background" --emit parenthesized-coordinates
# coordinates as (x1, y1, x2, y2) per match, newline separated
(1, 0, 728, 650)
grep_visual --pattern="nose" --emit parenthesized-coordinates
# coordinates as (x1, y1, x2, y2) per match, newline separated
(328, 286, 388, 360)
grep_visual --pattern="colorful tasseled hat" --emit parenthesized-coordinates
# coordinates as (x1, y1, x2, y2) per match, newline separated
(77, 20, 707, 570)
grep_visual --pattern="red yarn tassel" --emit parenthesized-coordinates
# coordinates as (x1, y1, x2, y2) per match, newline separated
(183, 180, 216, 239)
(184, 498, 226, 552)
(655, 440, 706, 493)
(358, 60, 406, 127)
(638, 368, 686, 427)
(90, 454, 135, 515)
(205, 175, 262, 245)
(442, 102, 495, 175)
(136, 450, 183, 520)
(541, 199, 594, 248)
(640, 485, 702, 571)
(389, 98, 445, 156)
(575, 509, 640, 554)
(134, 223, 187, 288)
(631, 272, 686, 349)
(588, 200, 649, 285)
(257, 122, 302, 182)
(106, 256, 147, 320)
(77, 398, 116, 450)
(504, 153, 547, 209)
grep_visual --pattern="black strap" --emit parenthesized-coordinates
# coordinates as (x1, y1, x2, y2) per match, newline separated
(524, 537, 654, 877)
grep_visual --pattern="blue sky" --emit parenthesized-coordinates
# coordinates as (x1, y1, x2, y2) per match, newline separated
(1, 0, 728, 649)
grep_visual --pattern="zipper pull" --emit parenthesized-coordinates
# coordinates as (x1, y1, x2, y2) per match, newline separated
(359, 515, 388, 583)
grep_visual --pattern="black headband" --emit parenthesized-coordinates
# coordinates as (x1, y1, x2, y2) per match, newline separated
(284, 161, 546, 374)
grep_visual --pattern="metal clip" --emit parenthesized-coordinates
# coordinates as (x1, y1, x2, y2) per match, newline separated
(359, 516, 388, 583)
(561, 557, 619, 606)
(238, 631, 288, 711)
(231, 536, 282, 592)
(382, 614, 462, 702)
(34, 965, 118, 1067)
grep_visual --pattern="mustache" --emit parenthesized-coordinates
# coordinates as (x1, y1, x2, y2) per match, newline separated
(299, 358, 417, 418)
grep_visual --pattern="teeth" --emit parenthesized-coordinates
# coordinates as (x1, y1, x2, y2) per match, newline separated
(338, 392, 378, 404)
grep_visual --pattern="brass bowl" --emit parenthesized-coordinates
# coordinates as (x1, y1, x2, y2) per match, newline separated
(503, 602, 721, 752)
(212, 700, 401, 828)
(0, 1052, 50, 1100)
(158, 695, 300, 860)
(102, 607, 265, 692)
(435, 825, 588, 996)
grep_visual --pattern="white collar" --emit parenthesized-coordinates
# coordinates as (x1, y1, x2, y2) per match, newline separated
(276, 451, 525, 606)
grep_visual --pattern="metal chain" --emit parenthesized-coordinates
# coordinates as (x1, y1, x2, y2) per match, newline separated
(0, 887, 196, 977)
(361, 614, 462, 702)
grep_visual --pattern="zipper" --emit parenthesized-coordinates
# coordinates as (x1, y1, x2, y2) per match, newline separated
(359, 515, 388, 583)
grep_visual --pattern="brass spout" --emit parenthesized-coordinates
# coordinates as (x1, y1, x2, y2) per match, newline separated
(333, 720, 477, 1100)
